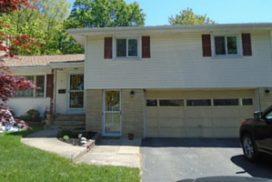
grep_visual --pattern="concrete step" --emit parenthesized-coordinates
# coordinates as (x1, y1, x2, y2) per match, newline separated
(54, 120, 85, 126)
(55, 114, 85, 122)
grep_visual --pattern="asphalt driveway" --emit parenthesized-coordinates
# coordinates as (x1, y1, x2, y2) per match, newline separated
(141, 138, 272, 182)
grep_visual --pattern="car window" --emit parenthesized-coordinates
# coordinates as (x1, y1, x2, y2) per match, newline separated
(265, 111, 272, 120)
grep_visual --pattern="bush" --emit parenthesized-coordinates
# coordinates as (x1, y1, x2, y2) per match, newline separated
(19, 109, 41, 122)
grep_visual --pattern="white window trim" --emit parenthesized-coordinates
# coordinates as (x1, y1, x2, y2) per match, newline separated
(211, 34, 242, 58)
(113, 36, 141, 60)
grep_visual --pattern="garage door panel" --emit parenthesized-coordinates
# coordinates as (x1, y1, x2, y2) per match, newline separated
(158, 127, 184, 138)
(158, 118, 184, 127)
(185, 108, 212, 118)
(146, 108, 158, 118)
(212, 127, 239, 138)
(211, 118, 241, 127)
(184, 118, 212, 127)
(157, 108, 185, 118)
(211, 107, 240, 117)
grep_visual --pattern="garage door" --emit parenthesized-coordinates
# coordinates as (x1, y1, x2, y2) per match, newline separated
(145, 90, 255, 138)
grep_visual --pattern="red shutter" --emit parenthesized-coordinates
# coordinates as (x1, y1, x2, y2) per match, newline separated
(104, 37, 112, 59)
(142, 36, 151, 58)
(242, 33, 252, 56)
(46, 74, 54, 98)
(202, 34, 212, 57)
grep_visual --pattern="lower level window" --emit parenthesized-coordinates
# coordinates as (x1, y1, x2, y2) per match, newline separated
(214, 99, 239, 106)
(187, 99, 211, 106)
(159, 99, 184, 106)
(15, 75, 45, 98)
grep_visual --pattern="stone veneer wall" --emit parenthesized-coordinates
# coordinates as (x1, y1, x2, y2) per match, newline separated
(85, 89, 103, 133)
(85, 89, 145, 138)
(121, 89, 145, 138)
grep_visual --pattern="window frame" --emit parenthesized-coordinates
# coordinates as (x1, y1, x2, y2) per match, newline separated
(15, 75, 46, 98)
(113, 37, 141, 60)
(212, 34, 241, 57)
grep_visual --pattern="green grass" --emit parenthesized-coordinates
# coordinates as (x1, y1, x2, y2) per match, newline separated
(0, 129, 140, 182)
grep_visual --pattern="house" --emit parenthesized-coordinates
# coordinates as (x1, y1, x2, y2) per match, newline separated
(5, 23, 272, 138)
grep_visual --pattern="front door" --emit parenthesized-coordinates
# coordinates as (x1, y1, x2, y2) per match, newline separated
(103, 90, 121, 136)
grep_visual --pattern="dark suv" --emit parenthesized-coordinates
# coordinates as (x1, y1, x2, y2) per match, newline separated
(240, 105, 272, 161)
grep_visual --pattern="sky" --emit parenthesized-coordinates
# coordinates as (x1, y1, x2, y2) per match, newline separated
(68, 0, 272, 26)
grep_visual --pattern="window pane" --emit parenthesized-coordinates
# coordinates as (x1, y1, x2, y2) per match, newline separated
(215, 36, 226, 55)
(70, 75, 84, 91)
(70, 92, 84, 108)
(105, 91, 120, 111)
(159, 99, 184, 106)
(242, 98, 253, 106)
(15, 76, 34, 97)
(116, 39, 126, 57)
(227, 36, 238, 54)
(214, 99, 239, 106)
(128, 39, 138, 56)
(187, 99, 211, 106)
(36, 75, 45, 97)
(146, 100, 157, 107)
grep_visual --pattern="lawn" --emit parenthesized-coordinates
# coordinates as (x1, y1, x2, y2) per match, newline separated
(0, 130, 140, 182)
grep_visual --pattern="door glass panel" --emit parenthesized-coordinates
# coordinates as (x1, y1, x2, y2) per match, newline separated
(70, 75, 84, 90)
(105, 91, 120, 111)
(70, 92, 84, 108)
(69, 74, 84, 108)
(105, 113, 120, 133)
(104, 91, 121, 135)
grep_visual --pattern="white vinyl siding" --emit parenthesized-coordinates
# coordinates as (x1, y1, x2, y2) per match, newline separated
(85, 31, 272, 89)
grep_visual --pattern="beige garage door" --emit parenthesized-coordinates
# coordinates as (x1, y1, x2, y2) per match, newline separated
(145, 90, 255, 138)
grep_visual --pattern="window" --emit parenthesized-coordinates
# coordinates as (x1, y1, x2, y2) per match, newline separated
(159, 99, 184, 106)
(187, 99, 211, 106)
(116, 38, 138, 58)
(213, 99, 239, 106)
(214, 36, 238, 56)
(146, 100, 157, 107)
(15, 75, 45, 98)
(36, 75, 45, 97)
(242, 98, 253, 106)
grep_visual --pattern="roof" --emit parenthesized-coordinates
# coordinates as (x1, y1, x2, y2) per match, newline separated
(68, 23, 272, 45)
(68, 23, 272, 35)
(3, 54, 84, 67)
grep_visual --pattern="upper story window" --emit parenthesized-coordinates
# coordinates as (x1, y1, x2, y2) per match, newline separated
(116, 38, 138, 58)
(214, 35, 238, 56)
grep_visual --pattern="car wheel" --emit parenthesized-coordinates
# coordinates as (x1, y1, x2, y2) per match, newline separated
(242, 134, 258, 161)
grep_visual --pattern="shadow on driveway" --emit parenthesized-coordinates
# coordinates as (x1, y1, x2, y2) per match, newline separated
(142, 138, 240, 148)
(231, 154, 272, 179)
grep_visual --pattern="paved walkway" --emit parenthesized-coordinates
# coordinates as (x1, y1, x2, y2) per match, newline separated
(76, 138, 141, 168)
(21, 128, 141, 168)
(21, 128, 85, 160)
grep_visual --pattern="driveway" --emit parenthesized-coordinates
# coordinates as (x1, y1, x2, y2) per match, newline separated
(141, 138, 272, 182)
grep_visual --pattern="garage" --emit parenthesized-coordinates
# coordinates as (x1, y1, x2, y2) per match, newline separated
(145, 90, 255, 138)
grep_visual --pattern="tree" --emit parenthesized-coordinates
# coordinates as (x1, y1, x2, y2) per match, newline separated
(0, 0, 34, 124)
(169, 8, 215, 25)
(66, 0, 145, 28)
(0, 0, 83, 55)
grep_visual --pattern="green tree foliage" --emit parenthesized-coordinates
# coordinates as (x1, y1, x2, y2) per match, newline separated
(169, 8, 215, 25)
(66, 0, 145, 28)
(0, 0, 83, 55)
